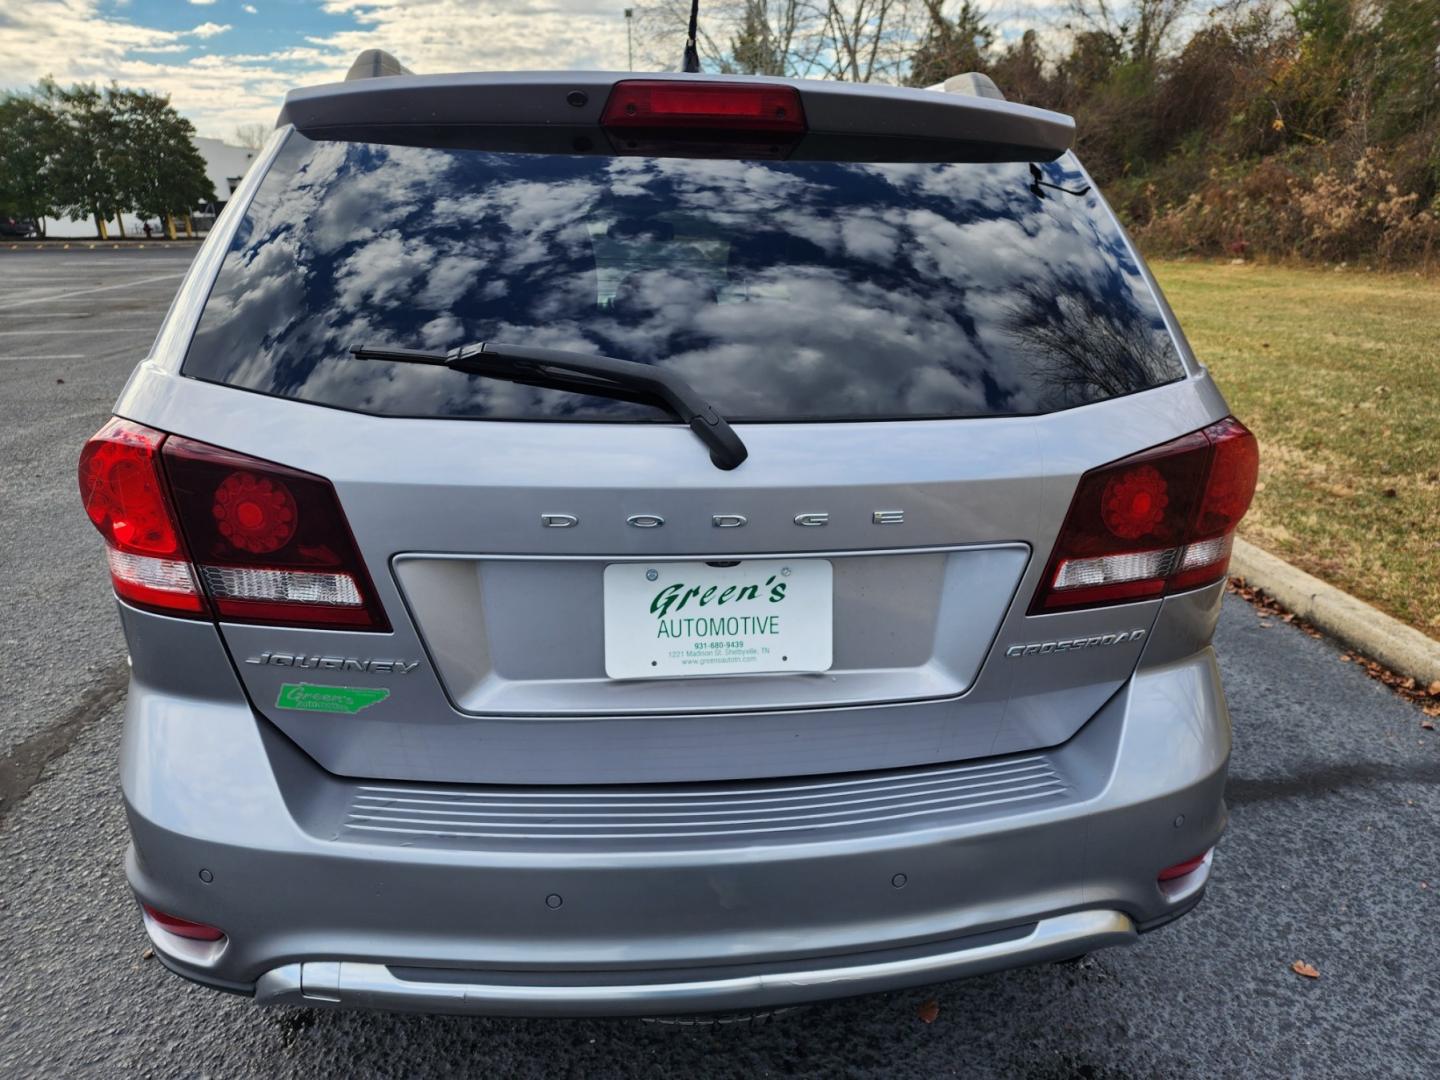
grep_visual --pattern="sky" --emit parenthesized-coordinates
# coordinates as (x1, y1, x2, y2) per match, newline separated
(0, 1, 645, 139)
(0, 1, 1063, 143)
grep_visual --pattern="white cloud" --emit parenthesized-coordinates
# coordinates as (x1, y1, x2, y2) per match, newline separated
(0, 2, 310, 137)
(0, 0, 1087, 144)
(0, 1, 632, 137)
(311, 1, 628, 74)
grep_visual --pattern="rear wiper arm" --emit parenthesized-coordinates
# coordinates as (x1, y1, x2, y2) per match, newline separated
(349, 341, 748, 471)
(1028, 162, 1091, 198)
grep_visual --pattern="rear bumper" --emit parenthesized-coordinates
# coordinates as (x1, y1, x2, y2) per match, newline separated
(250, 909, 1141, 1016)
(120, 610, 1229, 1017)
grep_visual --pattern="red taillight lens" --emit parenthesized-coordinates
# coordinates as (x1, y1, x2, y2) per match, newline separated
(1195, 417, 1261, 537)
(79, 418, 388, 630)
(601, 80, 806, 134)
(1158, 852, 1210, 882)
(1031, 418, 1259, 613)
(212, 470, 298, 554)
(142, 903, 225, 941)
(1100, 464, 1170, 539)
(163, 437, 389, 630)
(78, 418, 205, 615)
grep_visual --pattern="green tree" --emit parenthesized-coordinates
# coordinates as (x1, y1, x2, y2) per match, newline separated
(47, 81, 126, 239)
(730, 1, 787, 75)
(989, 30, 1049, 106)
(906, 0, 993, 88)
(0, 92, 63, 236)
(113, 89, 215, 239)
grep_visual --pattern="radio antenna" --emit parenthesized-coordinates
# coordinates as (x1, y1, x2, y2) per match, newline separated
(682, 0, 701, 72)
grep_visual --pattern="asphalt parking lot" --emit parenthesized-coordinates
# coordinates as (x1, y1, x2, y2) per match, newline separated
(1, 246, 1436, 1079)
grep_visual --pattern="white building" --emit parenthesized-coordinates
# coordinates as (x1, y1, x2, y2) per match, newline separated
(42, 134, 260, 238)
(194, 135, 261, 213)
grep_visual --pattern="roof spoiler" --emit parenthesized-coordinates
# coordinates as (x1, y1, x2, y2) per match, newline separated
(279, 72, 1074, 160)
(345, 49, 412, 81)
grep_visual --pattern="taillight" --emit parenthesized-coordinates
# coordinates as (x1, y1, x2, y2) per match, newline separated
(78, 418, 206, 616)
(1031, 418, 1259, 613)
(162, 437, 390, 630)
(79, 419, 388, 630)
(601, 80, 806, 134)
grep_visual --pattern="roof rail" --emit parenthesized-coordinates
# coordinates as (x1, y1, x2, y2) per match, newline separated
(925, 72, 1005, 101)
(345, 49, 413, 82)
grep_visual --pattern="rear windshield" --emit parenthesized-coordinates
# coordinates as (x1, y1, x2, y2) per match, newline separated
(184, 131, 1184, 422)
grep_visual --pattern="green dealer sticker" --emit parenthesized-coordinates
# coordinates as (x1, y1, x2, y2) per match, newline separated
(276, 683, 390, 715)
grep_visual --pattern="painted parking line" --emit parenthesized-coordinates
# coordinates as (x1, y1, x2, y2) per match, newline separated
(0, 267, 186, 280)
(0, 259, 192, 269)
(0, 328, 156, 336)
(1, 354, 86, 361)
(0, 272, 185, 310)
(0, 312, 92, 318)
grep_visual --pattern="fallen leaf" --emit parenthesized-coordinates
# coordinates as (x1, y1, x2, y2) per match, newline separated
(1229, 578, 1431, 708)
(916, 999, 940, 1024)
(1382, 488, 1397, 498)
(141, 947, 154, 960)
(1423, 719, 1435, 731)
(1291, 960, 1319, 979)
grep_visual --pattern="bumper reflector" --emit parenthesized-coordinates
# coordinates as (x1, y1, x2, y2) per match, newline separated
(141, 903, 225, 941)
(1158, 851, 1211, 882)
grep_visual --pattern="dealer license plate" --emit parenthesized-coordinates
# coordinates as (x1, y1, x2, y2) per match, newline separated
(603, 559, 833, 680)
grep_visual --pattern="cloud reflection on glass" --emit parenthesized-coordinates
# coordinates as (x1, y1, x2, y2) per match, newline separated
(186, 134, 1183, 422)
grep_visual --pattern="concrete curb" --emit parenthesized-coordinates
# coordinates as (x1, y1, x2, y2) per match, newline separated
(1230, 537, 1440, 686)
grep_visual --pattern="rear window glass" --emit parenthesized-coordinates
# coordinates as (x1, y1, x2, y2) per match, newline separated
(183, 132, 1184, 422)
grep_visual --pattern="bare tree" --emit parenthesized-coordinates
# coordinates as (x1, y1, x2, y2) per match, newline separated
(633, 0, 919, 82)
(822, 0, 906, 82)
(1061, 0, 1196, 64)
(232, 122, 269, 151)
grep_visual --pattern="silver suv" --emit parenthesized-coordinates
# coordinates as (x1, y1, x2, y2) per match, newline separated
(79, 63, 1257, 1017)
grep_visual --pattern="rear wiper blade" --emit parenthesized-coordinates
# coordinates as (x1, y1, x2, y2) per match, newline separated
(350, 341, 748, 470)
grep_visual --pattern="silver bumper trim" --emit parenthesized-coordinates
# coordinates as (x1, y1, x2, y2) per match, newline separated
(253, 909, 1136, 1016)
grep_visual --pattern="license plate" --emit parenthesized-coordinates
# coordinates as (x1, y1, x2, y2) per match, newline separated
(603, 559, 833, 680)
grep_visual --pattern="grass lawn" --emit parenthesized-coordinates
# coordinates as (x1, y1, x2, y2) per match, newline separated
(1151, 261, 1440, 639)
